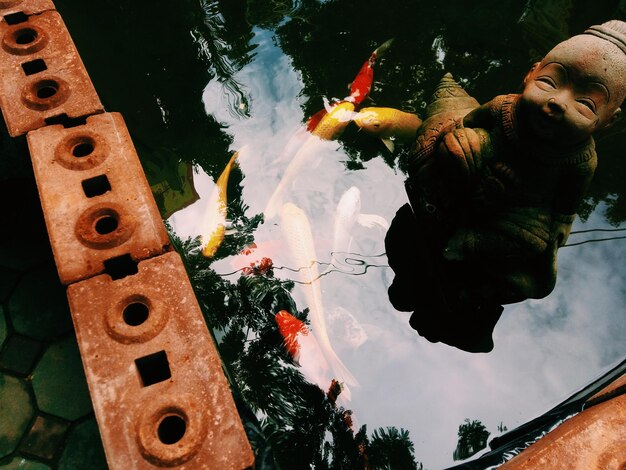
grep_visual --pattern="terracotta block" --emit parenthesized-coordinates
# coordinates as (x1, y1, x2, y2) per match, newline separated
(0, 9, 102, 136)
(66, 251, 255, 470)
(501, 394, 626, 470)
(587, 372, 626, 405)
(0, 0, 55, 17)
(27, 112, 169, 284)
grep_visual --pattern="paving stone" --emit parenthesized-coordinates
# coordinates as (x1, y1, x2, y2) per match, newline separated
(501, 394, 626, 469)
(67, 251, 254, 469)
(27, 112, 170, 284)
(0, 307, 6, 347)
(31, 336, 91, 421)
(57, 419, 106, 470)
(0, 334, 43, 375)
(8, 264, 72, 341)
(19, 414, 70, 461)
(0, 456, 51, 470)
(0, 0, 56, 17)
(0, 374, 35, 458)
(0, 9, 103, 136)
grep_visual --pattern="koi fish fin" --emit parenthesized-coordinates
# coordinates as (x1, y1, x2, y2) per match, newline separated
(357, 213, 389, 230)
(381, 138, 395, 153)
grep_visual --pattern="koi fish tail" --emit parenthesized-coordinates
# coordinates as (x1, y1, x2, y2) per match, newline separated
(372, 38, 394, 60)
(328, 348, 359, 389)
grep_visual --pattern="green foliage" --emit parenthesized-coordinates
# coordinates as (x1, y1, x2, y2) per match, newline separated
(453, 419, 490, 461)
(368, 427, 422, 470)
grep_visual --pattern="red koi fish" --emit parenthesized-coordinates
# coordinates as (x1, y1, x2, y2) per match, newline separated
(275, 310, 309, 363)
(305, 38, 394, 138)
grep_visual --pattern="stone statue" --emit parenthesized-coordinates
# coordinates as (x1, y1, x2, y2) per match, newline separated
(386, 20, 626, 352)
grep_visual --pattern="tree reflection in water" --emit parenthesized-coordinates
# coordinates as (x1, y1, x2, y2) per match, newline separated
(170, 230, 421, 468)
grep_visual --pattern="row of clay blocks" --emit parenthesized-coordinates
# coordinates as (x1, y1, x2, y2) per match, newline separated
(0, 1, 254, 468)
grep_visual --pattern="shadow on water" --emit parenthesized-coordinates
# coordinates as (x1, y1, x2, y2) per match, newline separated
(40, 0, 626, 468)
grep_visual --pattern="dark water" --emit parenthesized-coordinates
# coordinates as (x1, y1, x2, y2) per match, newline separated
(53, 0, 626, 468)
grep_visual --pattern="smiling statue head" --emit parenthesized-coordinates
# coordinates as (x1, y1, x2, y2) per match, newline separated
(520, 20, 626, 145)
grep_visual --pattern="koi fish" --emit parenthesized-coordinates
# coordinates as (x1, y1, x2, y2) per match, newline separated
(265, 39, 393, 219)
(275, 309, 309, 362)
(201, 151, 239, 257)
(275, 310, 339, 398)
(353, 107, 423, 152)
(279, 203, 358, 398)
(333, 186, 389, 256)
(306, 38, 394, 138)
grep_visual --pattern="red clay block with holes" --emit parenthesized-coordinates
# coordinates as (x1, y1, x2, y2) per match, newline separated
(500, 393, 626, 470)
(0, 9, 102, 136)
(27, 112, 170, 284)
(0, 0, 55, 16)
(66, 251, 255, 470)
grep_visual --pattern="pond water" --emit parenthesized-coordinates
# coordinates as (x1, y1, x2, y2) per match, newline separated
(55, 0, 626, 468)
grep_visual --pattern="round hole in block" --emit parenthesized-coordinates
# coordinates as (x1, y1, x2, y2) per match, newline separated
(55, 133, 107, 170)
(15, 28, 37, 45)
(21, 77, 68, 110)
(72, 141, 95, 158)
(94, 214, 118, 235)
(157, 415, 187, 445)
(36, 81, 58, 99)
(123, 302, 149, 326)
(76, 204, 135, 250)
(2, 24, 47, 56)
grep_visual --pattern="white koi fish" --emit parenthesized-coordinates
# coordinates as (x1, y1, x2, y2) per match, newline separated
(332, 186, 389, 259)
(279, 203, 358, 398)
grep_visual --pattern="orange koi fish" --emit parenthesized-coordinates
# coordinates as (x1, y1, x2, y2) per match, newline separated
(353, 106, 423, 152)
(306, 38, 394, 139)
(201, 151, 239, 257)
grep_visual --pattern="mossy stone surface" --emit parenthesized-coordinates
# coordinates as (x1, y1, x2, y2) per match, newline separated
(57, 419, 107, 470)
(0, 374, 35, 458)
(31, 337, 92, 421)
(0, 335, 44, 376)
(0, 456, 51, 469)
(0, 307, 6, 347)
(8, 266, 72, 341)
(19, 415, 70, 461)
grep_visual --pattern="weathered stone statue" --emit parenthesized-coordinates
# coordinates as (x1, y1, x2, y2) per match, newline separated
(386, 20, 626, 352)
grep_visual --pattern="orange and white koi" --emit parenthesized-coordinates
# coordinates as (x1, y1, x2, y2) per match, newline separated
(353, 107, 422, 152)
(279, 203, 358, 398)
(275, 310, 347, 402)
(201, 151, 239, 257)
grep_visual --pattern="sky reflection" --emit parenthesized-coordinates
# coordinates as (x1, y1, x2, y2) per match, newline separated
(168, 27, 626, 469)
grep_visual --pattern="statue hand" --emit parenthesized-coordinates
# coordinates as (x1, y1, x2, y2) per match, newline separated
(438, 127, 485, 175)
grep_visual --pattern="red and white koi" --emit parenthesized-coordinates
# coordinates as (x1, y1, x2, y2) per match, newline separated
(275, 310, 338, 398)
(279, 202, 358, 399)
(265, 40, 393, 219)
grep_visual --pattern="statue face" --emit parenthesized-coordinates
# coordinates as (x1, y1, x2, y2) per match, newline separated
(519, 36, 624, 145)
